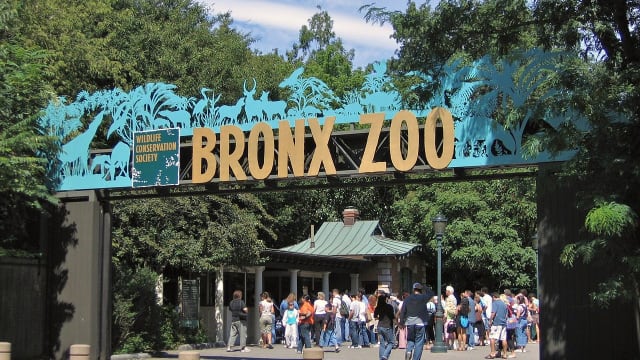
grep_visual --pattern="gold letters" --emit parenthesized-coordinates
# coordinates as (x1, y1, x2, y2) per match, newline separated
(278, 119, 306, 178)
(220, 125, 247, 181)
(308, 117, 336, 176)
(191, 109, 455, 183)
(359, 113, 387, 173)
(248, 122, 274, 180)
(389, 110, 419, 172)
(192, 127, 216, 183)
(424, 107, 455, 170)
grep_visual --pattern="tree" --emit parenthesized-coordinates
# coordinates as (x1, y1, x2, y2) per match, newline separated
(385, 173, 537, 291)
(368, 0, 639, 309)
(532, 0, 640, 307)
(258, 182, 405, 249)
(286, 8, 364, 98)
(110, 192, 276, 352)
(17, 0, 259, 102)
(0, 1, 58, 252)
(362, 0, 537, 74)
(112, 193, 275, 273)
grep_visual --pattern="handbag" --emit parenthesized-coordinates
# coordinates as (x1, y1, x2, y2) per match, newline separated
(446, 322, 457, 333)
(460, 315, 469, 328)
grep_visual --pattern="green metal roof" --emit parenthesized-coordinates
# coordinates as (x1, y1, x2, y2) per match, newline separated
(280, 220, 420, 258)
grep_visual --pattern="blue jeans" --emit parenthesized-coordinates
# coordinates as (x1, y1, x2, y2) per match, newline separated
(360, 321, 370, 346)
(467, 324, 475, 345)
(377, 326, 394, 360)
(320, 329, 337, 347)
(342, 317, 350, 341)
(405, 325, 425, 360)
(297, 323, 312, 352)
(516, 319, 528, 347)
(367, 324, 377, 344)
(334, 318, 343, 345)
(349, 321, 361, 347)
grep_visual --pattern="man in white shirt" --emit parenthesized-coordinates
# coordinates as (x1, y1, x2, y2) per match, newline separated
(342, 291, 352, 342)
(348, 293, 362, 348)
(332, 289, 343, 347)
(481, 287, 493, 345)
(358, 293, 370, 347)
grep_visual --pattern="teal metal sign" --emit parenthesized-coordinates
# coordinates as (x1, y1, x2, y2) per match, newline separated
(38, 49, 589, 191)
(132, 128, 180, 188)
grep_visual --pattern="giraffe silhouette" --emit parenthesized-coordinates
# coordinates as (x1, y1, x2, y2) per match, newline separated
(60, 111, 105, 177)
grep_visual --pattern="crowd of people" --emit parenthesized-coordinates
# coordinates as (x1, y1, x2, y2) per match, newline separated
(225, 284, 540, 360)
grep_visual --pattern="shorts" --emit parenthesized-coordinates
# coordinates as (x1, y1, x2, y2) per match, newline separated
(260, 315, 273, 334)
(489, 325, 506, 341)
(531, 313, 539, 325)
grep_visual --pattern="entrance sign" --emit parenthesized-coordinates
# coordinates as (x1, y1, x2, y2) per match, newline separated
(192, 108, 455, 183)
(38, 49, 586, 191)
(132, 128, 180, 187)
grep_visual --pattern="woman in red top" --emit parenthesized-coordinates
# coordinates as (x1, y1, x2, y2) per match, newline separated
(366, 295, 378, 346)
(296, 295, 314, 353)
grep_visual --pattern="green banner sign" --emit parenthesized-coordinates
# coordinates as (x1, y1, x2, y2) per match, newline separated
(132, 128, 180, 188)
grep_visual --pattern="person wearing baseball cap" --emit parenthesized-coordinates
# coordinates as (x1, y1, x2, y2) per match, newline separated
(398, 282, 435, 360)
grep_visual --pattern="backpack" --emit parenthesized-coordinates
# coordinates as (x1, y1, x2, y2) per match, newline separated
(339, 299, 350, 317)
(506, 304, 518, 329)
(426, 301, 436, 324)
(460, 315, 469, 328)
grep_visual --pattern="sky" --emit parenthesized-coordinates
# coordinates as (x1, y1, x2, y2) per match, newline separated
(197, 0, 407, 68)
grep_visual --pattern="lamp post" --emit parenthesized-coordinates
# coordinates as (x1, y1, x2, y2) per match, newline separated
(431, 213, 448, 353)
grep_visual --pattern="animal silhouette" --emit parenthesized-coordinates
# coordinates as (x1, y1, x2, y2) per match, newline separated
(90, 154, 111, 178)
(60, 111, 105, 177)
(260, 91, 287, 120)
(110, 141, 131, 179)
(192, 88, 221, 126)
(193, 88, 212, 116)
(243, 79, 265, 122)
(216, 98, 245, 125)
(361, 91, 400, 113)
(158, 109, 191, 128)
(279, 67, 304, 89)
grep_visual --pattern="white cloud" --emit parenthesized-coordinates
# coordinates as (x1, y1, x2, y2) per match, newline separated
(199, 0, 399, 66)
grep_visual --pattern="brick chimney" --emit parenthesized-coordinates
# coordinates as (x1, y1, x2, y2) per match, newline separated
(342, 207, 359, 226)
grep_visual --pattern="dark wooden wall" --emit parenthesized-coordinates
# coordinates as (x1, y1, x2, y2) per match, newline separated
(537, 165, 639, 359)
(0, 258, 47, 359)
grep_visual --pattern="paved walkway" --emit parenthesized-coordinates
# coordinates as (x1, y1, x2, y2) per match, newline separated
(150, 343, 539, 360)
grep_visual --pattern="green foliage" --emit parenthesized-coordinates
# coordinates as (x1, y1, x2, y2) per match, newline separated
(112, 265, 162, 352)
(531, 0, 640, 307)
(112, 193, 275, 272)
(257, 181, 404, 248)
(16, 0, 264, 102)
(385, 172, 537, 291)
(285, 8, 364, 99)
(366, 0, 537, 74)
(373, 0, 638, 308)
(111, 265, 208, 353)
(585, 202, 637, 237)
(0, 1, 58, 250)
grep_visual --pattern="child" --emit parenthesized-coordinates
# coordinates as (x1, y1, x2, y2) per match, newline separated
(283, 302, 298, 348)
(321, 303, 340, 352)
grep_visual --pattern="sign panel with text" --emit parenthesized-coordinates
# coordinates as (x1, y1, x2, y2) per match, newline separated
(132, 128, 180, 188)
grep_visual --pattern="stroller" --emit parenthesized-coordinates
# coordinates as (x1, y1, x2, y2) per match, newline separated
(274, 307, 285, 344)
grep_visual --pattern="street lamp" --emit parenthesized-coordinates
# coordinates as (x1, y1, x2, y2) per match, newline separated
(431, 213, 448, 353)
